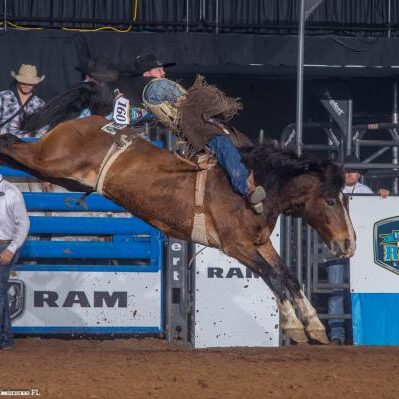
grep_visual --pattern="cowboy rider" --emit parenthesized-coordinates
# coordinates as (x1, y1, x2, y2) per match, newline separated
(129, 54, 266, 214)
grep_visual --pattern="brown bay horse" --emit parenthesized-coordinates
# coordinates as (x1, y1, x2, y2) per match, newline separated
(0, 116, 356, 344)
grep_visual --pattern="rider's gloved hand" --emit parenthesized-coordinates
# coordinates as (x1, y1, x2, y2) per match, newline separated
(129, 107, 155, 124)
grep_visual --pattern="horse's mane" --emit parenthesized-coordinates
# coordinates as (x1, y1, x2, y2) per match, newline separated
(23, 81, 114, 134)
(241, 142, 344, 197)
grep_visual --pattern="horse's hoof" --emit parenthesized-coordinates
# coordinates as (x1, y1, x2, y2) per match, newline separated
(284, 328, 309, 343)
(306, 329, 329, 344)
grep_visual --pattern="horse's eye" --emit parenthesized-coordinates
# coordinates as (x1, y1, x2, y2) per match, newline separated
(326, 199, 336, 206)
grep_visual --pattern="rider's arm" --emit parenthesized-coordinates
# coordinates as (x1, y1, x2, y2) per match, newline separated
(79, 108, 91, 118)
(129, 106, 155, 124)
(144, 79, 185, 105)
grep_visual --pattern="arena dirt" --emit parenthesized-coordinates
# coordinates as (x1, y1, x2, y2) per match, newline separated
(0, 338, 398, 399)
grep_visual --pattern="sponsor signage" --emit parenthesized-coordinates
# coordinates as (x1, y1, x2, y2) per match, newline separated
(8, 279, 24, 319)
(350, 197, 399, 293)
(313, 83, 351, 136)
(374, 217, 399, 275)
(193, 218, 280, 348)
(349, 196, 399, 345)
(9, 270, 162, 333)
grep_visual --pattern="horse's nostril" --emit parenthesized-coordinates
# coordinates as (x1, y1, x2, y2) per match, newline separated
(344, 239, 351, 251)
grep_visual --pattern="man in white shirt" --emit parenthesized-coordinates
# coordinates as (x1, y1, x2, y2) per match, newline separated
(0, 175, 29, 349)
(343, 171, 373, 194)
(328, 155, 389, 344)
(343, 154, 389, 197)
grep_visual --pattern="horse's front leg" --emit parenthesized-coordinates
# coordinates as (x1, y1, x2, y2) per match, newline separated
(293, 289, 330, 344)
(260, 266, 309, 343)
(257, 241, 329, 344)
(224, 240, 309, 343)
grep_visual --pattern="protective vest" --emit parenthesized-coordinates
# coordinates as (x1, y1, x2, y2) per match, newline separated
(142, 78, 187, 132)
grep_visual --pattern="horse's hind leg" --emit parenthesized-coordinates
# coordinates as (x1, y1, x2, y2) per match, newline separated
(0, 134, 45, 171)
(257, 241, 329, 344)
(0, 133, 72, 178)
(0, 133, 24, 153)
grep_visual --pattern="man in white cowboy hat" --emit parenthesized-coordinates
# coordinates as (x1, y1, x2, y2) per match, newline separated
(22, 59, 119, 133)
(0, 64, 45, 137)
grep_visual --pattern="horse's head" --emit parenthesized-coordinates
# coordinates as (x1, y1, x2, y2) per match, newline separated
(284, 162, 356, 258)
(241, 144, 356, 258)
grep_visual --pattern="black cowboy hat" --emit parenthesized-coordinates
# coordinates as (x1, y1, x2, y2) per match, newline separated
(343, 154, 364, 173)
(75, 59, 119, 82)
(132, 53, 176, 75)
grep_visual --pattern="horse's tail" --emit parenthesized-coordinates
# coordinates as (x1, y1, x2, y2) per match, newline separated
(23, 82, 96, 135)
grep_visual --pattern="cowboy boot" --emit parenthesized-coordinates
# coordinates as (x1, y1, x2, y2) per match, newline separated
(247, 171, 266, 214)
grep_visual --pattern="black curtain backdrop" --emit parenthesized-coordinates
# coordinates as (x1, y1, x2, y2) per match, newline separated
(0, 29, 398, 142)
(0, 1, 398, 34)
(2, 29, 399, 99)
(206, 0, 392, 26)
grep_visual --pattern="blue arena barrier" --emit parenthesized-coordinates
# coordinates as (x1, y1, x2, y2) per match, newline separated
(19, 192, 163, 273)
(0, 155, 164, 335)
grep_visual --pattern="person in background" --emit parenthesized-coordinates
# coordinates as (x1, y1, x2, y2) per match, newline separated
(327, 154, 389, 344)
(342, 154, 389, 198)
(0, 64, 45, 137)
(0, 174, 30, 349)
(76, 59, 118, 119)
(22, 59, 118, 134)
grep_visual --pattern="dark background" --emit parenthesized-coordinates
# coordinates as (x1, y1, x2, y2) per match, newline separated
(0, 1, 399, 143)
(1, 0, 398, 35)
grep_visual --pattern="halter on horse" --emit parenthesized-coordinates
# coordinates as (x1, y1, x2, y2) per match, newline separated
(0, 116, 355, 344)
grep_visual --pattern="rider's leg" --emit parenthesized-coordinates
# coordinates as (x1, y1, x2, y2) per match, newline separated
(208, 135, 248, 194)
(207, 135, 266, 213)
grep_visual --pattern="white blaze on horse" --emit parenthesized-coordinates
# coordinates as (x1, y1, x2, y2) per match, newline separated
(0, 115, 355, 344)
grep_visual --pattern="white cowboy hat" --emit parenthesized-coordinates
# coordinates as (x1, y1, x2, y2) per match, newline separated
(10, 64, 45, 85)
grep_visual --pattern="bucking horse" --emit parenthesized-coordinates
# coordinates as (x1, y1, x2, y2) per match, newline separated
(0, 116, 355, 344)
